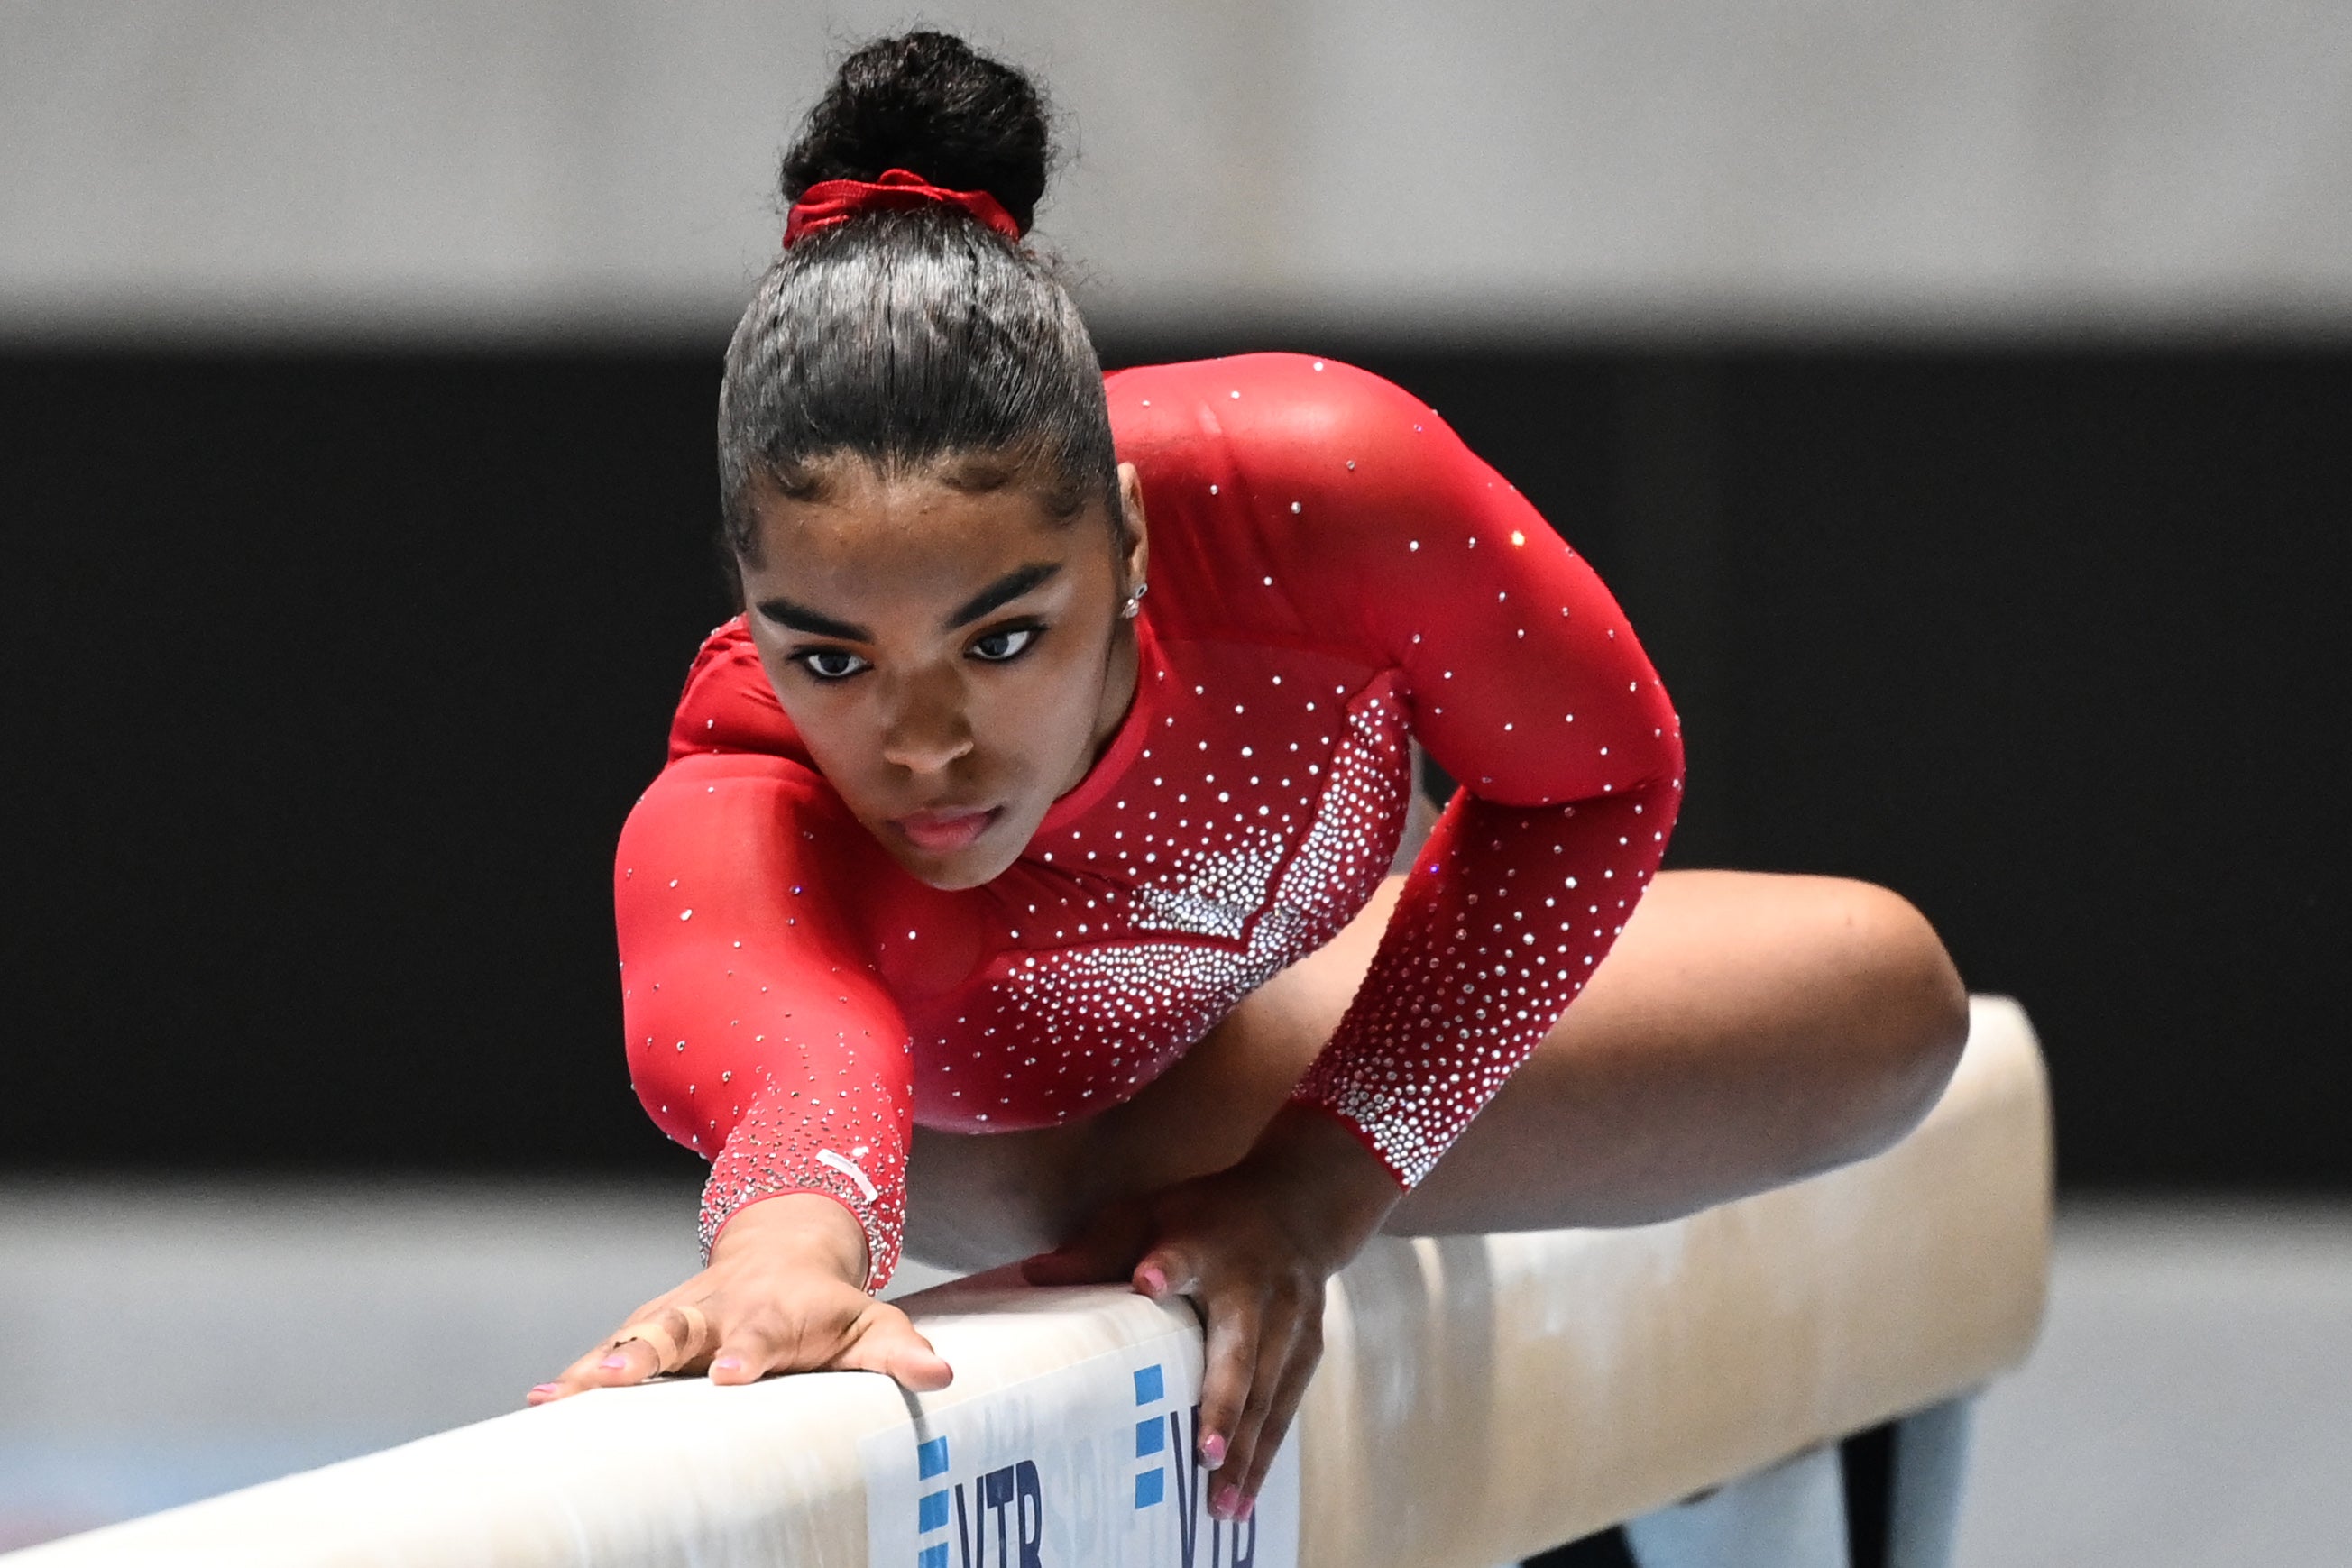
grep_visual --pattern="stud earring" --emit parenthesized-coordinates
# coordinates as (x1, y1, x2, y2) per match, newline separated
(1121, 581, 1149, 619)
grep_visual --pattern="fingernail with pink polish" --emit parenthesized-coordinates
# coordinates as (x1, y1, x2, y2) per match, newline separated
(1199, 1432, 1227, 1469)
(1136, 1264, 1167, 1296)
(1211, 1484, 1241, 1519)
(598, 1354, 628, 1371)
(1237, 1493, 1256, 1522)
(712, 1356, 741, 1373)
(529, 1383, 559, 1398)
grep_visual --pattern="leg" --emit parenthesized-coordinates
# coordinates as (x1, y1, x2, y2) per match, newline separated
(1388, 867, 1970, 1232)
(905, 865, 1968, 1266)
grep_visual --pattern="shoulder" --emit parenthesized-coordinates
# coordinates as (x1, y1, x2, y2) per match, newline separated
(1110, 353, 1486, 513)
(1108, 353, 1479, 559)
(666, 615, 813, 766)
(1107, 353, 1431, 463)
(1104, 355, 1556, 663)
(1107, 351, 1414, 408)
(625, 623, 855, 903)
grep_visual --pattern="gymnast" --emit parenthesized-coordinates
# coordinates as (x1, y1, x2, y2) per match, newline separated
(528, 31, 1970, 1524)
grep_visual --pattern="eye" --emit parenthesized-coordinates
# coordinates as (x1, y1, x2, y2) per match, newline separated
(796, 648, 869, 682)
(969, 625, 1041, 663)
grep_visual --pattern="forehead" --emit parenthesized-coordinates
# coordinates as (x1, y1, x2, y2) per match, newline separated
(744, 461, 1084, 598)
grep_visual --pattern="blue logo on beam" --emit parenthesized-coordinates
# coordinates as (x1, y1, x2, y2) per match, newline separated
(1133, 1362, 1167, 1508)
(916, 1435, 951, 1567)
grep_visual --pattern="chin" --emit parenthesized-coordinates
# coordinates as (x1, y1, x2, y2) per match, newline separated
(881, 827, 1024, 891)
(911, 849, 1016, 892)
(855, 801, 1033, 890)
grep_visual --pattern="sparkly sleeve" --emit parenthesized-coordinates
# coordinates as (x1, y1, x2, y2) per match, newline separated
(616, 748, 912, 1291)
(1239, 356, 1686, 1187)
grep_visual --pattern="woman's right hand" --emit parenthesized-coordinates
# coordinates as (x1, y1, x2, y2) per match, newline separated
(526, 1193, 952, 1405)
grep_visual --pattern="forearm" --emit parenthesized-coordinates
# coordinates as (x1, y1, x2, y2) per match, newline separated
(697, 1069, 910, 1289)
(1295, 779, 1678, 1187)
(1233, 1101, 1403, 1268)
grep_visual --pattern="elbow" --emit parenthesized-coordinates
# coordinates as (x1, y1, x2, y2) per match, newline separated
(1626, 722, 1686, 829)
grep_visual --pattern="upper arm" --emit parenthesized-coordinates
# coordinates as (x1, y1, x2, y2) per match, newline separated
(1237, 355, 1684, 807)
(615, 751, 907, 1158)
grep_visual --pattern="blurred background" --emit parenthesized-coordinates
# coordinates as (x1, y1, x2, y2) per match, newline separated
(4, 1, 2348, 1560)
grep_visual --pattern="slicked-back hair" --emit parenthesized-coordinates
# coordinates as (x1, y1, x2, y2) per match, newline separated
(718, 31, 1125, 567)
(716, 206, 1119, 563)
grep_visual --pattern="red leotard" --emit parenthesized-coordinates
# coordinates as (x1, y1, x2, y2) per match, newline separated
(617, 354, 1685, 1290)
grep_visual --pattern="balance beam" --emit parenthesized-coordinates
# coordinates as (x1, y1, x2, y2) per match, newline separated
(11, 996, 2049, 1568)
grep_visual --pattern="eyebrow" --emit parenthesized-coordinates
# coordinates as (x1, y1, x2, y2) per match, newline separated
(756, 562, 1065, 642)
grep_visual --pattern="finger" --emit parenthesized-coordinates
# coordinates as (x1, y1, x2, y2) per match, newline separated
(834, 1303, 956, 1391)
(1020, 1202, 1153, 1287)
(624, 1301, 718, 1375)
(1131, 1239, 1205, 1301)
(531, 1291, 677, 1402)
(706, 1315, 794, 1386)
(1192, 1287, 1262, 1481)
(532, 1331, 663, 1403)
(1231, 1321, 1322, 1513)
(703, 1297, 952, 1392)
(593, 1334, 666, 1384)
(668, 1301, 718, 1373)
(706, 1282, 859, 1383)
(1213, 1307, 1300, 1519)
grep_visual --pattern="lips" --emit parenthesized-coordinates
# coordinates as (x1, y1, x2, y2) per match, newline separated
(892, 805, 1002, 854)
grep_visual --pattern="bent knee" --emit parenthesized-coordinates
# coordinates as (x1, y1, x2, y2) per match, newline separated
(1813, 877, 1971, 1158)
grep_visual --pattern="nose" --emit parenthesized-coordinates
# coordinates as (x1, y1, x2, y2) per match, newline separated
(877, 672, 976, 776)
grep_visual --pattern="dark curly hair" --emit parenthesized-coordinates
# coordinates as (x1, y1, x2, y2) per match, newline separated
(717, 32, 1120, 563)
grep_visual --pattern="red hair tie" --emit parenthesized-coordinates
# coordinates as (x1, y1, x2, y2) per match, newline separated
(783, 168, 1023, 248)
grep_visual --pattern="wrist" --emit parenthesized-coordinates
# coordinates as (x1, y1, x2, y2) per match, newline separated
(1235, 1102, 1403, 1263)
(709, 1191, 871, 1287)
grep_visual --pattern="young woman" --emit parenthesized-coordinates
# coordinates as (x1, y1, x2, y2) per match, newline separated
(528, 32, 1969, 1524)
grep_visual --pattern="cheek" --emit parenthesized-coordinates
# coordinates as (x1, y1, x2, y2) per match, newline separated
(1023, 637, 1110, 734)
(959, 655, 1101, 815)
(971, 663, 1085, 766)
(758, 675, 877, 785)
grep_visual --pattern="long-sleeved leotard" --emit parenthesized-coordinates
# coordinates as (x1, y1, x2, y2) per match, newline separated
(616, 354, 1684, 1291)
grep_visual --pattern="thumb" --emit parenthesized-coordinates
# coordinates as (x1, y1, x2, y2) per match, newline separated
(1020, 1201, 1153, 1287)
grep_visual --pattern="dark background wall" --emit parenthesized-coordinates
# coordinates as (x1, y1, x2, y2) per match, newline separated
(5, 340, 2346, 1189)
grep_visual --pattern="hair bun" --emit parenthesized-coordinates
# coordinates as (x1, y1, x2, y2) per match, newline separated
(782, 32, 1052, 234)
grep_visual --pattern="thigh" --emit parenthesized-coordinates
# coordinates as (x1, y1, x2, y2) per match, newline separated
(1388, 867, 1967, 1233)
(905, 867, 1964, 1267)
(902, 880, 1402, 1270)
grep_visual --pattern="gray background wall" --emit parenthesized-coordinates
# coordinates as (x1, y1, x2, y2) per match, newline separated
(7, 0, 2352, 341)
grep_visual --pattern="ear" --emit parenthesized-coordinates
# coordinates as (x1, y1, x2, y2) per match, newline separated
(1116, 462, 1151, 590)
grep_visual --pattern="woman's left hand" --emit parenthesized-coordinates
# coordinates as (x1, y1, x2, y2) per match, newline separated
(1019, 1104, 1400, 1520)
